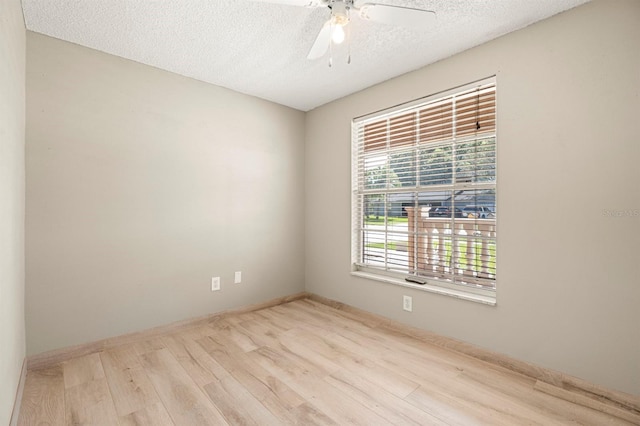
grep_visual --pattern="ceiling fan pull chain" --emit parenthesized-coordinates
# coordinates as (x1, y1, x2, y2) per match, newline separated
(328, 25, 334, 67)
(347, 21, 351, 64)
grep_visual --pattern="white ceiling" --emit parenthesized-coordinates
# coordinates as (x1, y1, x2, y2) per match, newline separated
(21, 0, 590, 111)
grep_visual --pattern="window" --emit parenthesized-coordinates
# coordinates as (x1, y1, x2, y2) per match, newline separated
(351, 78, 497, 302)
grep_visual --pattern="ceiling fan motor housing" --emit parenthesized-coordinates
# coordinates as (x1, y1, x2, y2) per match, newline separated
(330, 1, 351, 26)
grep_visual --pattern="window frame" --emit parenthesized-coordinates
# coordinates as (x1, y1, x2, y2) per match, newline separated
(351, 77, 497, 305)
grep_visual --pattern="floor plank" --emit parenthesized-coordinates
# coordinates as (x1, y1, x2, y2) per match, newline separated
(65, 378, 119, 425)
(197, 333, 306, 423)
(161, 332, 221, 387)
(118, 402, 175, 426)
(139, 348, 228, 425)
(325, 368, 447, 425)
(100, 346, 160, 416)
(62, 352, 105, 389)
(18, 366, 65, 425)
(134, 337, 166, 355)
(203, 375, 281, 425)
(288, 402, 337, 425)
(247, 345, 390, 425)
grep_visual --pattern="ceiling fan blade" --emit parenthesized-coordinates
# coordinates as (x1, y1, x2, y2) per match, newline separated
(357, 3, 435, 28)
(250, 0, 323, 7)
(307, 21, 332, 60)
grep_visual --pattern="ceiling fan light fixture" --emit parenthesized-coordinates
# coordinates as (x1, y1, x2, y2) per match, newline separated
(331, 24, 346, 44)
(330, 1, 349, 44)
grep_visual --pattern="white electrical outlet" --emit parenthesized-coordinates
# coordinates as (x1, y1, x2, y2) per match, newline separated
(234, 271, 242, 284)
(211, 277, 221, 291)
(403, 295, 412, 312)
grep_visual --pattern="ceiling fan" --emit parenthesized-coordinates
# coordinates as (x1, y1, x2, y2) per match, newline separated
(252, 0, 436, 62)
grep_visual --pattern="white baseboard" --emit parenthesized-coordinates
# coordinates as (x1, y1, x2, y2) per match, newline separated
(9, 357, 27, 426)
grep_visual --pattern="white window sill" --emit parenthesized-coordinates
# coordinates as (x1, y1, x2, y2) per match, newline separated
(351, 271, 497, 306)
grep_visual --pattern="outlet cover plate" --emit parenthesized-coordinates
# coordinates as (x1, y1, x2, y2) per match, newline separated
(403, 295, 412, 312)
(211, 277, 221, 291)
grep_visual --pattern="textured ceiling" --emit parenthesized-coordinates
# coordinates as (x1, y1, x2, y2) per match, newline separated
(22, 0, 590, 111)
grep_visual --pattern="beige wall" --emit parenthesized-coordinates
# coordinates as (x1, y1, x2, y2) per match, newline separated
(26, 33, 306, 355)
(0, 0, 26, 423)
(305, 0, 640, 396)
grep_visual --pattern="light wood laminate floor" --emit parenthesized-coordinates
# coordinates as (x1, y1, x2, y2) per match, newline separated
(18, 299, 635, 425)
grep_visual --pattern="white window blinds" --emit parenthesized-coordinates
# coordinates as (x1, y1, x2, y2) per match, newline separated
(352, 78, 497, 293)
